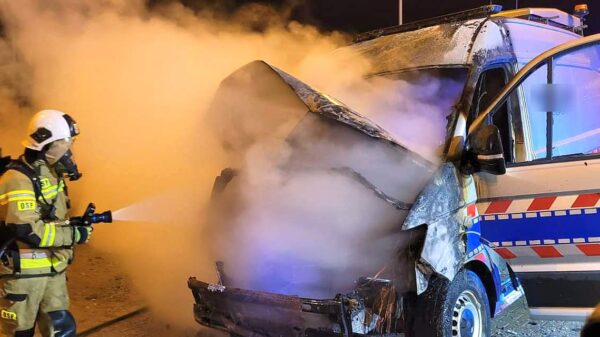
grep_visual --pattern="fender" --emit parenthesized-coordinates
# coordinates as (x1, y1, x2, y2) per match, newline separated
(402, 163, 466, 293)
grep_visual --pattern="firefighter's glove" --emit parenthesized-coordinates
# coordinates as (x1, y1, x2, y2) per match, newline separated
(68, 216, 83, 226)
(74, 226, 92, 244)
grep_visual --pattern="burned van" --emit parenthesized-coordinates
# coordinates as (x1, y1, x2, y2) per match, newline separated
(189, 5, 600, 337)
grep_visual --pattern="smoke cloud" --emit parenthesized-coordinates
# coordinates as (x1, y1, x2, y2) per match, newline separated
(0, 0, 367, 330)
(0, 0, 460, 332)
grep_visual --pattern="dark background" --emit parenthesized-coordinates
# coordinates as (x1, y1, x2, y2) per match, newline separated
(157, 0, 599, 35)
(298, 0, 599, 35)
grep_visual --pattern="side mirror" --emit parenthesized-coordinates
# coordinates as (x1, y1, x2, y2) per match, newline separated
(467, 125, 506, 175)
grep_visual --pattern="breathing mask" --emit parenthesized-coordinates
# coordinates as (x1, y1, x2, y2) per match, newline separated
(45, 138, 82, 181)
(56, 149, 82, 181)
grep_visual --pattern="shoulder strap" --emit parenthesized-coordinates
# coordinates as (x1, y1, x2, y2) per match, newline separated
(0, 156, 11, 176)
(4, 160, 43, 200)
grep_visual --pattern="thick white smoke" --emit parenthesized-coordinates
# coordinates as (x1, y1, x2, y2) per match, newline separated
(0, 0, 462, 331)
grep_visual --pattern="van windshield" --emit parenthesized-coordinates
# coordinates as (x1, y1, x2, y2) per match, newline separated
(356, 67, 468, 160)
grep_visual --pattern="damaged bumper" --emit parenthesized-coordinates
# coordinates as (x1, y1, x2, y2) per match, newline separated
(188, 277, 405, 337)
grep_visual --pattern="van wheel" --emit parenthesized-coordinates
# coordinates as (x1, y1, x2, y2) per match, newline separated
(412, 270, 491, 337)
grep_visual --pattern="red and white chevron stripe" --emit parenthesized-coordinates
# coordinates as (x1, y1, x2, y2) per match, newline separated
(494, 243, 600, 259)
(477, 193, 600, 215)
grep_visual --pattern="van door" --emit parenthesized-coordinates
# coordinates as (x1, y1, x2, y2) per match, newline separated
(472, 35, 600, 317)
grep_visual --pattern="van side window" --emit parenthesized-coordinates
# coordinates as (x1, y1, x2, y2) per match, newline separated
(470, 67, 512, 162)
(509, 43, 600, 162)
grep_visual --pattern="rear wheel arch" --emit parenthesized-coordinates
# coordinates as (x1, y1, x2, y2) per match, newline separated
(465, 260, 498, 316)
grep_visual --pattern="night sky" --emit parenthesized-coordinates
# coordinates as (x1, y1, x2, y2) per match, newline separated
(167, 0, 599, 35)
(301, 0, 599, 35)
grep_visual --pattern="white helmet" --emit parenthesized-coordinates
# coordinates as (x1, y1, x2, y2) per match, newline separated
(23, 109, 80, 151)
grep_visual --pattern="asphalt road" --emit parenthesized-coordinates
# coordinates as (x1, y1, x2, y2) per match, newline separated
(492, 295, 584, 337)
(494, 320, 583, 337)
(77, 309, 584, 337)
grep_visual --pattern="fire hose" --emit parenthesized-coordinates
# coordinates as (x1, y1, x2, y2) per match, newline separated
(77, 307, 149, 336)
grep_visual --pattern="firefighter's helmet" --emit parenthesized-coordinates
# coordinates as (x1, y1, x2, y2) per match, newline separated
(23, 110, 80, 151)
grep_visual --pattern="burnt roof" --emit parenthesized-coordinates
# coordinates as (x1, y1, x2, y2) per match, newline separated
(354, 5, 502, 43)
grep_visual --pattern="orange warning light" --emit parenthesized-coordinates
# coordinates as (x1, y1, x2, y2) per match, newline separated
(574, 4, 590, 18)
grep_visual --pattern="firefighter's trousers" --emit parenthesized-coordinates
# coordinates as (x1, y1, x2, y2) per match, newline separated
(0, 272, 75, 337)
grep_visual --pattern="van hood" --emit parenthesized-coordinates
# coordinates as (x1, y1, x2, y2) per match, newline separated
(210, 61, 439, 298)
(209, 60, 436, 209)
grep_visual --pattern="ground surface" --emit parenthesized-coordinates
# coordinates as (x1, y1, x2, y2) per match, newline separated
(492, 295, 584, 337)
(16, 245, 584, 336)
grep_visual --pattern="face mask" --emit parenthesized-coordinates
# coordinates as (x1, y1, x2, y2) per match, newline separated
(45, 139, 72, 165)
(56, 149, 82, 181)
(45, 139, 82, 181)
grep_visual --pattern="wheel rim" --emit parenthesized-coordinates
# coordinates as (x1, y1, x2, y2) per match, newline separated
(452, 290, 483, 337)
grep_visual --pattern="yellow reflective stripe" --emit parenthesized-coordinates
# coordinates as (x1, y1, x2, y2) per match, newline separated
(0, 196, 37, 205)
(10, 196, 36, 201)
(42, 187, 58, 195)
(48, 224, 56, 246)
(41, 184, 62, 199)
(20, 257, 52, 269)
(8, 195, 36, 200)
(41, 224, 50, 246)
(8, 196, 36, 202)
(9, 190, 35, 195)
(0, 190, 35, 201)
(17, 251, 64, 270)
(42, 191, 58, 199)
(5, 190, 35, 197)
(41, 223, 55, 247)
(51, 256, 65, 268)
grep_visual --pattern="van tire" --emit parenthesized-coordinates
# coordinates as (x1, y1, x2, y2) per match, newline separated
(412, 270, 491, 337)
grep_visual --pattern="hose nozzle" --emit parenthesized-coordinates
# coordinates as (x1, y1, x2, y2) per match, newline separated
(91, 211, 112, 224)
(82, 203, 112, 225)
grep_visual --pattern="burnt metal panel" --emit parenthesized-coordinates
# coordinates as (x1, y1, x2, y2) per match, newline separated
(402, 163, 465, 293)
(270, 65, 407, 150)
(354, 5, 503, 43)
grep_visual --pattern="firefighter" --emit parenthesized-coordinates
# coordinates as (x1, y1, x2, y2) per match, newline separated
(0, 110, 92, 337)
(582, 304, 600, 337)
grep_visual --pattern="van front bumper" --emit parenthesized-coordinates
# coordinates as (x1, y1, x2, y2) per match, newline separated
(188, 277, 405, 337)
